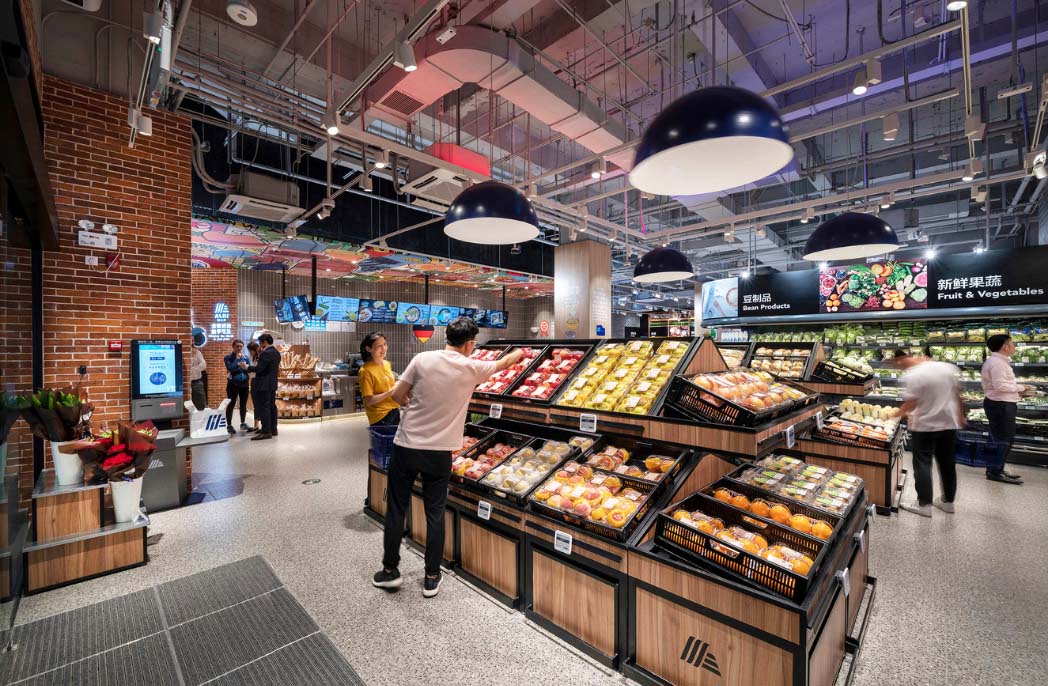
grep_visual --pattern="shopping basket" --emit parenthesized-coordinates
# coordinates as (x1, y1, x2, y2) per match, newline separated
(369, 425, 398, 468)
(954, 435, 1005, 469)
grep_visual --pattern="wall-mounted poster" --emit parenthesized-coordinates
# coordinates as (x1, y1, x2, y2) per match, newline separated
(819, 261, 928, 313)
(700, 278, 739, 321)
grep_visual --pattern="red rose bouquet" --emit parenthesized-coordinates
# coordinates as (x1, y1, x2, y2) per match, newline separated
(66, 420, 159, 483)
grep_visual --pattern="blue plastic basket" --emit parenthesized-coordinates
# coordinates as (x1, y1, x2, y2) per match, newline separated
(954, 436, 1004, 469)
(369, 425, 398, 469)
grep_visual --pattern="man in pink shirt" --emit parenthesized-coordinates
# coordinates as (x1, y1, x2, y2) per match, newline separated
(372, 318, 524, 597)
(981, 334, 1026, 485)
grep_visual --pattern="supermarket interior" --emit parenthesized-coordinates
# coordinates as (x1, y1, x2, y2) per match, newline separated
(2, 0, 1048, 685)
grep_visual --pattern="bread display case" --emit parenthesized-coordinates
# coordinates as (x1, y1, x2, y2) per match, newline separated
(716, 343, 751, 370)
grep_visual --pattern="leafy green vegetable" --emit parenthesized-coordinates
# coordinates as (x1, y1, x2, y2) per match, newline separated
(843, 293, 866, 308)
(911, 288, 927, 302)
(848, 270, 880, 299)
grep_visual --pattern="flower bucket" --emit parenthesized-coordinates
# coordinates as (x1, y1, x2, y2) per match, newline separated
(111, 477, 144, 523)
(51, 440, 83, 485)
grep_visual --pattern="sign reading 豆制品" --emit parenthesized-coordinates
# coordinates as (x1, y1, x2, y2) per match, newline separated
(930, 247, 1048, 309)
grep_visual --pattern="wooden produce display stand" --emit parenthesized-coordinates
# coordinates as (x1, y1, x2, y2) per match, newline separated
(364, 462, 388, 523)
(24, 470, 148, 593)
(790, 425, 905, 516)
(277, 344, 322, 419)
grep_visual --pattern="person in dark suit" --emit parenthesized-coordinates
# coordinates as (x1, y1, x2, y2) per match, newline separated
(243, 334, 281, 440)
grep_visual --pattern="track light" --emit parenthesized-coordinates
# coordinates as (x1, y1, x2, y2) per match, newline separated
(590, 158, 607, 180)
(394, 41, 417, 72)
(321, 109, 341, 136)
(880, 193, 894, 209)
(317, 197, 334, 220)
(374, 150, 389, 169)
(851, 60, 882, 96)
(973, 243, 984, 254)
(360, 171, 373, 193)
(128, 107, 152, 136)
(143, 11, 163, 44)
(740, 270, 750, 279)
(882, 112, 900, 141)
(925, 248, 937, 259)
(509, 243, 522, 255)
(946, 1, 967, 11)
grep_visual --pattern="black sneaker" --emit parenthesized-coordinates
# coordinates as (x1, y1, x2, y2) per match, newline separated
(227, 426, 236, 435)
(240, 423, 250, 431)
(372, 568, 402, 590)
(250, 433, 273, 441)
(986, 470, 1023, 485)
(1002, 468, 1022, 479)
(422, 572, 442, 598)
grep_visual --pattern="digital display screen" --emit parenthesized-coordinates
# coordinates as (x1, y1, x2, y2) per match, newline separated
(395, 302, 431, 325)
(358, 299, 398, 324)
(487, 310, 508, 329)
(428, 305, 461, 326)
(130, 340, 184, 399)
(314, 295, 360, 322)
(464, 308, 490, 327)
(274, 295, 310, 323)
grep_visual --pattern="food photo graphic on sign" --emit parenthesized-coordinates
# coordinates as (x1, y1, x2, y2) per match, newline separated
(819, 261, 928, 313)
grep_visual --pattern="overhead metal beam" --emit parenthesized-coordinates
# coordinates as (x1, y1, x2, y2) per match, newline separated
(261, 0, 319, 77)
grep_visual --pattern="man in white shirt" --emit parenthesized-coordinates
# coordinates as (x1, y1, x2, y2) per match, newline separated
(372, 318, 524, 597)
(893, 349, 965, 517)
(190, 344, 207, 410)
(981, 334, 1026, 485)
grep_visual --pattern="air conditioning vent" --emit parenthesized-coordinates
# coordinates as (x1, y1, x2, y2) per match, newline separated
(381, 90, 425, 117)
(401, 168, 470, 207)
(220, 194, 303, 223)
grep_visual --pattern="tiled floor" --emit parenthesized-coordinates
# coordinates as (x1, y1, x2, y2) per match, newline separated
(11, 418, 1048, 686)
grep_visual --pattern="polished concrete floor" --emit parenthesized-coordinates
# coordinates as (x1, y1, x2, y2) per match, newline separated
(14, 418, 1048, 686)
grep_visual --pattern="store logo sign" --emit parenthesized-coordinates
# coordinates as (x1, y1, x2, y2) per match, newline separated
(211, 302, 233, 341)
(680, 636, 721, 677)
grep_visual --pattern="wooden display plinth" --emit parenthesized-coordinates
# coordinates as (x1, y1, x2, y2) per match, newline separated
(524, 515, 629, 668)
(25, 471, 147, 593)
(792, 432, 904, 515)
(365, 463, 388, 523)
(448, 486, 526, 608)
(623, 504, 874, 686)
(407, 491, 456, 569)
(803, 379, 878, 397)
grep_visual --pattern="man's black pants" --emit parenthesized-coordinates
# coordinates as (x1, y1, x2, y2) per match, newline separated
(910, 430, 957, 506)
(253, 389, 276, 435)
(226, 382, 248, 426)
(382, 445, 451, 576)
(983, 398, 1016, 472)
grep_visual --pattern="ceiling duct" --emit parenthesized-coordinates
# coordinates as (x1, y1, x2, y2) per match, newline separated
(220, 171, 302, 223)
(363, 25, 632, 170)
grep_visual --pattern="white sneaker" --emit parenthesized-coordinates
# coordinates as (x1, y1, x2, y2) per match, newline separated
(933, 497, 955, 513)
(900, 501, 932, 517)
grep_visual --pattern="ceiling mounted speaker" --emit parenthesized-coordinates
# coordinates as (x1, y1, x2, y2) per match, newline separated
(629, 86, 793, 196)
(444, 181, 539, 245)
(802, 212, 900, 261)
(634, 247, 693, 283)
(226, 0, 258, 26)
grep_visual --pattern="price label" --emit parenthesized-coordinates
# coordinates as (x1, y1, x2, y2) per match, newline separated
(785, 424, 796, 449)
(855, 529, 866, 553)
(554, 530, 573, 556)
(477, 501, 492, 521)
(815, 411, 824, 431)
(837, 567, 851, 597)
(580, 413, 597, 433)
(489, 403, 503, 419)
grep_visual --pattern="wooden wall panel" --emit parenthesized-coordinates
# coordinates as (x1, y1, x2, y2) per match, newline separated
(459, 518, 518, 598)
(368, 468, 388, 518)
(36, 490, 101, 542)
(808, 589, 847, 686)
(634, 587, 792, 686)
(532, 551, 617, 657)
(27, 529, 144, 592)
(554, 240, 612, 340)
(409, 494, 455, 561)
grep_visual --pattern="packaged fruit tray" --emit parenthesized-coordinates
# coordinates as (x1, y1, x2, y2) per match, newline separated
(742, 343, 819, 380)
(503, 344, 594, 404)
(664, 370, 816, 427)
(451, 430, 536, 484)
(812, 413, 899, 449)
(474, 345, 547, 397)
(528, 461, 658, 542)
(655, 493, 829, 602)
(703, 475, 844, 543)
(475, 438, 580, 504)
(552, 338, 696, 417)
(582, 436, 689, 485)
(809, 360, 873, 384)
(469, 344, 510, 363)
(452, 424, 498, 459)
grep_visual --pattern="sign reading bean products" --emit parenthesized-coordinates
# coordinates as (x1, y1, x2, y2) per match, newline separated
(700, 246, 1048, 321)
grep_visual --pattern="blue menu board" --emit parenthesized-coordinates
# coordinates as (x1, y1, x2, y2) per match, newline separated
(487, 310, 508, 329)
(314, 295, 360, 322)
(467, 308, 491, 327)
(429, 305, 461, 326)
(395, 302, 431, 325)
(274, 295, 310, 323)
(357, 299, 398, 324)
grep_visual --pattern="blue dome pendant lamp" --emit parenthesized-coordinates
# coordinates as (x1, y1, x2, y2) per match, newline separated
(444, 181, 540, 245)
(633, 246, 694, 283)
(802, 212, 901, 261)
(629, 86, 794, 196)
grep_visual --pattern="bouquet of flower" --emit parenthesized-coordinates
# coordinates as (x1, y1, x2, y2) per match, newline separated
(14, 388, 93, 443)
(64, 420, 159, 483)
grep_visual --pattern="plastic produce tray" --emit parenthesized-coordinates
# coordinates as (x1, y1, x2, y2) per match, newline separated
(529, 468, 658, 543)
(581, 435, 689, 486)
(809, 360, 873, 384)
(473, 438, 584, 504)
(501, 343, 595, 404)
(451, 429, 536, 485)
(654, 493, 829, 602)
(707, 472, 846, 539)
(663, 374, 814, 427)
(812, 414, 896, 449)
(472, 344, 548, 398)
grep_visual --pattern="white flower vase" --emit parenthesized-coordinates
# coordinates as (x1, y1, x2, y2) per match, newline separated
(51, 440, 83, 486)
(111, 477, 144, 523)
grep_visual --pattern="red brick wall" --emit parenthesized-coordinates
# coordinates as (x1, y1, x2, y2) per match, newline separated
(0, 246, 34, 509)
(41, 75, 194, 489)
(191, 268, 240, 405)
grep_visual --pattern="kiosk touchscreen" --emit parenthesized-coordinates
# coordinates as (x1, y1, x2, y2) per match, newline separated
(130, 339, 184, 421)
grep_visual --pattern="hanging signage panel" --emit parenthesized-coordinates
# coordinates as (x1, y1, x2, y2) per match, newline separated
(818, 261, 928, 314)
(930, 247, 1048, 309)
(739, 271, 819, 316)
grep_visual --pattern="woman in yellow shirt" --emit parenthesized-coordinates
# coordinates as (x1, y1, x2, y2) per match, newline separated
(359, 332, 402, 425)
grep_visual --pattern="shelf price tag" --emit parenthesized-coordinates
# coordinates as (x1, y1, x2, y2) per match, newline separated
(579, 413, 597, 433)
(837, 567, 851, 597)
(489, 403, 503, 419)
(815, 411, 824, 431)
(785, 424, 796, 449)
(477, 501, 492, 521)
(855, 529, 866, 553)
(554, 530, 573, 556)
